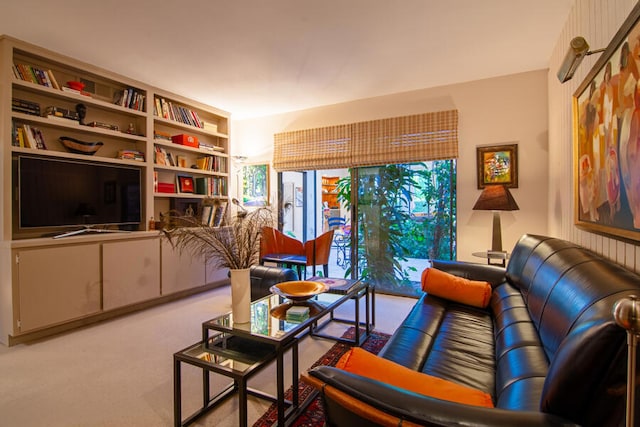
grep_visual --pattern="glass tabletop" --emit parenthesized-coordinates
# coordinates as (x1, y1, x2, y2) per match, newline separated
(176, 337, 275, 374)
(203, 292, 350, 344)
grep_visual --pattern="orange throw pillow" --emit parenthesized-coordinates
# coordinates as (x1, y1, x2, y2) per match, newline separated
(336, 347, 494, 408)
(421, 267, 492, 308)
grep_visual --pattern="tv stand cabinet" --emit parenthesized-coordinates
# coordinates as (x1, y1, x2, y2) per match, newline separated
(0, 36, 231, 345)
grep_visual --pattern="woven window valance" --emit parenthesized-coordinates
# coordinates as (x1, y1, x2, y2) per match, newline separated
(273, 110, 458, 171)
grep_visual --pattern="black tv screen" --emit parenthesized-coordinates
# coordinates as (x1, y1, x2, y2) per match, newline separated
(17, 155, 141, 231)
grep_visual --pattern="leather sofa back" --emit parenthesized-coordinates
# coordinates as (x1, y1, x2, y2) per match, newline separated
(506, 234, 640, 425)
(250, 265, 298, 301)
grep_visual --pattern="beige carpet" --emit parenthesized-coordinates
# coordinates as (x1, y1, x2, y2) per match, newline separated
(0, 285, 415, 427)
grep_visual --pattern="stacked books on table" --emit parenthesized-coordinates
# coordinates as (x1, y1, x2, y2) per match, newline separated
(286, 306, 310, 323)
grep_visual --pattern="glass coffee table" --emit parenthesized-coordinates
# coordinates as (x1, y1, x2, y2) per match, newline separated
(174, 279, 371, 427)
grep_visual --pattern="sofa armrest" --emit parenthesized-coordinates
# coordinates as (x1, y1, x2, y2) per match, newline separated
(308, 366, 578, 427)
(431, 259, 506, 287)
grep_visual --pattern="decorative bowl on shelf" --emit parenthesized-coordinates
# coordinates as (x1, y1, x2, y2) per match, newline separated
(270, 280, 330, 302)
(66, 81, 85, 91)
(59, 136, 104, 155)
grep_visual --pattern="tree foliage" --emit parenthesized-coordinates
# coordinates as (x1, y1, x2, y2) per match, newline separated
(336, 161, 456, 290)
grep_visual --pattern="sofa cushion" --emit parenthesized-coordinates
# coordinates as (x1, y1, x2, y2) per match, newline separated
(336, 347, 494, 408)
(421, 267, 492, 308)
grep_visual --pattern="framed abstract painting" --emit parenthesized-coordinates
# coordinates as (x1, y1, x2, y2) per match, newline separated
(476, 144, 518, 189)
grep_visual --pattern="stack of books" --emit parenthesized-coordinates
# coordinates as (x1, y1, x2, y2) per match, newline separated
(153, 130, 172, 142)
(12, 98, 40, 116)
(286, 306, 310, 323)
(118, 150, 145, 162)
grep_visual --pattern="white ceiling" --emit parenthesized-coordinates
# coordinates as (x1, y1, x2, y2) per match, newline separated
(1, 0, 573, 119)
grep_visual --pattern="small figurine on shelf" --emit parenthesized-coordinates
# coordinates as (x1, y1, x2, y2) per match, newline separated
(75, 103, 87, 125)
(126, 123, 136, 134)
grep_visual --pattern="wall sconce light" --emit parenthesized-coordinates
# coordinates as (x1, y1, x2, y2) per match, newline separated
(472, 185, 519, 253)
(557, 36, 605, 83)
(231, 198, 248, 218)
(232, 155, 248, 163)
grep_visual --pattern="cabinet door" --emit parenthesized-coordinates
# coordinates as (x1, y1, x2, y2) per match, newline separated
(16, 244, 101, 332)
(205, 258, 228, 285)
(103, 239, 160, 310)
(161, 241, 206, 295)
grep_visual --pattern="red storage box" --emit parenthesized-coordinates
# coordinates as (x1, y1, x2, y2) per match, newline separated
(157, 183, 176, 193)
(172, 134, 198, 148)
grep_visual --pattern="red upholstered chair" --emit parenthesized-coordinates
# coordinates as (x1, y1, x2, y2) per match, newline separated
(304, 229, 334, 277)
(260, 227, 334, 278)
(260, 226, 304, 258)
(260, 227, 306, 276)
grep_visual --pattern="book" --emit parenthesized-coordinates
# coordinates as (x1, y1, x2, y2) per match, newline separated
(154, 146, 167, 166)
(176, 155, 187, 168)
(31, 126, 47, 149)
(286, 306, 310, 323)
(307, 276, 362, 294)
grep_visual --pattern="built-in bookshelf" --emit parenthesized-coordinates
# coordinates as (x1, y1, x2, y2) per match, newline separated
(0, 35, 231, 345)
(151, 93, 229, 221)
(1, 36, 230, 240)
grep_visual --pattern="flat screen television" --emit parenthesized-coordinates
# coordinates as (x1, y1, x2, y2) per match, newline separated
(15, 155, 142, 238)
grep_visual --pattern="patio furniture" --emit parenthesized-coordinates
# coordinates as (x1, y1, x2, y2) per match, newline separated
(304, 229, 334, 277)
(327, 217, 351, 269)
(260, 227, 334, 278)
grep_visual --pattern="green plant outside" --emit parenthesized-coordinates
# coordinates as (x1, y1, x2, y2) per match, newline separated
(336, 161, 456, 292)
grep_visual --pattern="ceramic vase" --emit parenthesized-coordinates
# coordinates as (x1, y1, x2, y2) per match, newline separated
(230, 268, 251, 323)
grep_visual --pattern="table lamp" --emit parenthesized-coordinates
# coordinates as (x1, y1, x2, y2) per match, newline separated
(472, 185, 519, 252)
(613, 295, 640, 427)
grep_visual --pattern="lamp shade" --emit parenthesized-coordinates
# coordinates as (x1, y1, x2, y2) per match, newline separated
(472, 185, 519, 211)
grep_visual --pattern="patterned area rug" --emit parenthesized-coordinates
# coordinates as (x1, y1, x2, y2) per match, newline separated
(252, 327, 391, 427)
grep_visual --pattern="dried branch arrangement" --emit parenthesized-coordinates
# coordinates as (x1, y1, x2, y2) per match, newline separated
(162, 204, 274, 270)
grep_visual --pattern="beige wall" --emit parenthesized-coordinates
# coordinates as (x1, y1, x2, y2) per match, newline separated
(233, 70, 549, 262)
(548, 0, 640, 271)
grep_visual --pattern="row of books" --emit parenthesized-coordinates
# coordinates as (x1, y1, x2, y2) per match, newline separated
(195, 156, 226, 173)
(12, 63, 60, 89)
(12, 122, 46, 150)
(113, 88, 145, 111)
(154, 146, 181, 167)
(195, 176, 227, 196)
(154, 97, 204, 129)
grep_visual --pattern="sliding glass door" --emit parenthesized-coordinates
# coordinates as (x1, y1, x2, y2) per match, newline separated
(346, 161, 456, 296)
(278, 160, 455, 296)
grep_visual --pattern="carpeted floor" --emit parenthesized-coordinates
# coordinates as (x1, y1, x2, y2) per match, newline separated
(253, 327, 391, 427)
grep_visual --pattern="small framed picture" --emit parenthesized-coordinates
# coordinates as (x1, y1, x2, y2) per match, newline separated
(242, 163, 269, 206)
(476, 143, 518, 189)
(177, 175, 194, 193)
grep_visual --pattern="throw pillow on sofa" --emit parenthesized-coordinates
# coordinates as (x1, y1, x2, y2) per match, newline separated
(421, 267, 492, 308)
(336, 347, 494, 408)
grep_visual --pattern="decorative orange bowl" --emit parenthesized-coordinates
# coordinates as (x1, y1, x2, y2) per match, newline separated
(270, 281, 330, 301)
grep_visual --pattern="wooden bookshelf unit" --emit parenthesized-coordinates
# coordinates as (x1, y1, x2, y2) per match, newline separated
(0, 35, 231, 345)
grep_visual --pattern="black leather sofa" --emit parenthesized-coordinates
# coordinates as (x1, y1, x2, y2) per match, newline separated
(250, 264, 298, 301)
(308, 234, 640, 426)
